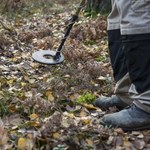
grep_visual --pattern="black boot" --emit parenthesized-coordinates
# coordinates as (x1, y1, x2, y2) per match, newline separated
(93, 95, 128, 110)
(101, 104, 150, 131)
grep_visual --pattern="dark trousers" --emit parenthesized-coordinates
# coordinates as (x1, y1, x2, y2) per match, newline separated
(108, 29, 127, 82)
(108, 29, 150, 94)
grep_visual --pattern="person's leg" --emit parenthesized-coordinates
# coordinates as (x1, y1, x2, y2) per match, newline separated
(94, 30, 131, 110)
(101, 34, 150, 131)
(94, 0, 132, 110)
(123, 34, 150, 113)
(101, 0, 150, 130)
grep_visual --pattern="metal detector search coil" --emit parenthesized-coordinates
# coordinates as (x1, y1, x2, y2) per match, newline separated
(32, 0, 86, 65)
(32, 50, 64, 65)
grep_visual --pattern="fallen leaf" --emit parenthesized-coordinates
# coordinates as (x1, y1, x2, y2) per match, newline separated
(137, 134, 144, 139)
(21, 82, 27, 86)
(69, 93, 80, 101)
(8, 105, 17, 113)
(7, 79, 14, 85)
(3, 114, 23, 126)
(53, 132, 61, 139)
(45, 90, 55, 101)
(81, 116, 92, 125)
(61, 118, 70, 128)
(81, 103, 97, 110)
(29, 113, 39, 120)
(134, 139, 146, 150)
(26, 134, 34, 149)
(86, 138, 94, 147)
(107, 136, 114, 145)
(24, 121, 41, 128)
(97, 76, 107, 81)
(63, 112, 75, 118)
(18, 138, 27, 150)
(80, 110, 88, 117)
(12, 57, 18, 62)
(0, 119, 8, 146)
(123, 136, 132, 149)
(114, 136, 123, 147)
(0, 91, 4, 99)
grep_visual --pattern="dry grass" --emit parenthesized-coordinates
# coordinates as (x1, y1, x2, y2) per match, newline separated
(0, 0, 80, 13)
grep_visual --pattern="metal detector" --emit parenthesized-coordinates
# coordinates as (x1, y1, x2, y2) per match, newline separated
(32, 0, 86, 65)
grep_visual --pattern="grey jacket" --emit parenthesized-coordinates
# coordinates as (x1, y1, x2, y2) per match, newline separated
(107, 0, 150, 35)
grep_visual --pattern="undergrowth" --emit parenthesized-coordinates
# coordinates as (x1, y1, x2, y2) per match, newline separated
(0, 90, 11, 117)
(76, 92, 96, 104)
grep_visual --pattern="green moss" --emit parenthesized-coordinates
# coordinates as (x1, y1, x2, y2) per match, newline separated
(84, 10, 98, 18)
(84, 39, 97, 45)
(76, 92, 96, 104)
(95, 55, 105, 62)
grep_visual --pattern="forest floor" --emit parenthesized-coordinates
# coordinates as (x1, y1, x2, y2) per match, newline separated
(0, 0, 150, 149)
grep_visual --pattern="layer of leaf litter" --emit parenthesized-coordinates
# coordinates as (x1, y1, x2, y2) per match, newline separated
(0, 0, 150, 149)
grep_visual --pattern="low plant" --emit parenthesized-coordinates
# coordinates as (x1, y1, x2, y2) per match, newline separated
(76, 92, 96, 104)
(0, 90, 11, 117)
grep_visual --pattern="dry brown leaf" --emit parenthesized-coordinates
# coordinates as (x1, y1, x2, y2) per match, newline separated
(123, 136, 132, 149)
(0, 91, 4, 99)
(3, 114, 23, 126)
(0, 119, 8, 146)
(69, 93, 80, 101)
(26, 133, 35, 149)
(29, 113, 39, 120)
(80, 116, 92, 125)
(8, 105, 18, 113)
(53, 132, 61, 139)
(17, 138, 27, 150)
(81, 103, 97, 110)
(86, 138, 94, 147)
(80, 110, 88, 117)
(107, 135, 114, 145)
(24, 121, 41, 128)
(45, 90, 55, 101)
(134, 139, 146, 150)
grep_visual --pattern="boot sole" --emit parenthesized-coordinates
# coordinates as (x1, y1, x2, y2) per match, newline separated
(100, 121, 150, 132)
(123, 125, 150, 132)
